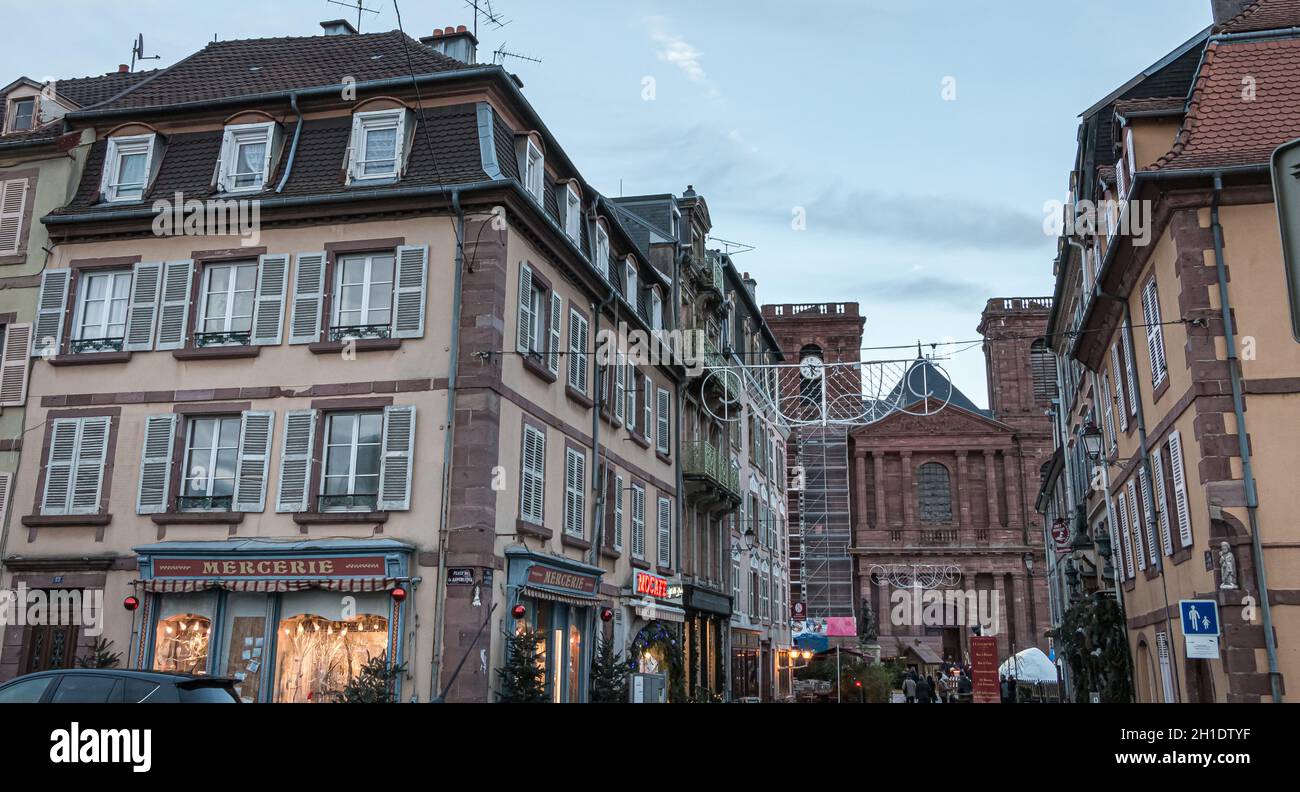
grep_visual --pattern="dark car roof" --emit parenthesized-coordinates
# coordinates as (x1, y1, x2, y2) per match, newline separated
(5, 668, 235, 684)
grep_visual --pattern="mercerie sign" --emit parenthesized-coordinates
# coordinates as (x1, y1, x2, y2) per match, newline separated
(152, 556, 387, 578)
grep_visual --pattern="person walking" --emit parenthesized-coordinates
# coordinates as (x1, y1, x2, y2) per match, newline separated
(916, 674, 932, 704)
(957, 671, 972, 702)
(903, 674, 917, 703)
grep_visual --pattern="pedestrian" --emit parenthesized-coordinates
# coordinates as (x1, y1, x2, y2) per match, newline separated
(916, 674, 931, 704)
(903, 674, 917, 703)
(957, 671, 972, 702)
(937, 672, 953, 703)
(999, 674, 1010, 704)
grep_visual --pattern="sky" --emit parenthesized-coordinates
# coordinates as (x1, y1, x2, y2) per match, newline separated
(0, 0, 1213, 406)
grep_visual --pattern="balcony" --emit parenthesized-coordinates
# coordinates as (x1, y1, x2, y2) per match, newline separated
(683, 332, 740, 403)
(682, 440, 740, 514)
(687, 252, 725, 308)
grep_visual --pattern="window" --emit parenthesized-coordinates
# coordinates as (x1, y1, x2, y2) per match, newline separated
(568, 308, 589, 393)
(749, 570, 759, 618)
(656, 387, 670, 455)
(198, 262, 257, 344)
(593, 224, 611, 282)
(0, 675, 54, 703)
(917, 463, 952, 524)
(8, 97, 35, 132)
(564, 446, 586, 538)
(349, 110, 405, 182)
(72, 270, 131, 350)
(321, 411, 383, 511)
(624, 257, 637, 303)
(650, 289, 663, 333)
(657, 495, 672, 568)
(332, 253, 394, 337)
(520, 423, 545, 525)
(631, 484, 646, 559)
(525, 139, 544, 203)
(565, 183, 582, 243)
(761, 569, 770, 620)
(100, 134, 155, 202)
(219, 122, 274, 192)
(732, 554, 741, 604)
(181, 416, 241, 510)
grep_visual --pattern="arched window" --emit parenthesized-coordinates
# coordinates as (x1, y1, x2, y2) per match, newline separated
(917, 462, 952, 524)
(1030, 339, 1055, 401)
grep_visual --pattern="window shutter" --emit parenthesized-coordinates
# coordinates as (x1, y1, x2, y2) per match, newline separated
(1138, 465, 1158, 566)
(378, 405, 416, 511)
(656, 387, 670, 454)
(632, 487, 645, 559)
(613, 474, 624, 550)
(1116, 488, 1132, 579)
(0, 472, 10, 538)
(1128, 479, 1145, 571)
(1111, 348, 1128, 432)
(627, 367, 637, 433)
(124, 261, 162, 351)
(564, 448, 585, 537)
(276, 409, 317, 512)
(657, 496, 671, 567)
(136, 414, 177, 514)
(0, 322, 31, 406)
(547, 292, 561, 374)
(1121, 320, 1138, 415)
(1100, 371, 1116, 450)
(614, 353, 626, 422)
(345, 115, 362, 182)
(0, 178, 28, 254)
(568, 310, 588, 392)
(32, 269, 69, 358)
(288, 252, 327, 344)
(643, 377, 652, 439)
(42, 419, 79, 515)
(251, 254, 289, 346)
(520, 425, 545, 524)
(516, 262, 533, 354)
(1142, 280, 1167, 387)
(392, 245, 428, 339)
(1167, 430, 1193, 548)
(1151, 446, 1174, 556)
(70, 416, 110, 515)
(232, 410, 274, 512)
(155, 260, 194, 350)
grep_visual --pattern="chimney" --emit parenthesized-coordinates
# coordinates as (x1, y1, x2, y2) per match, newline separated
(1211, 0, 1254, 25)
(742, 272, 757, 300)
(421, 25, 478, 64)
(320, 18, 358, 36)
(117, 64, 130, 74)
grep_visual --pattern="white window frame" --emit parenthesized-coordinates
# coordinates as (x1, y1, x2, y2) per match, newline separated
(100, 134, 156, 203)
(650, 288, 663, 333)
(219, 121, 275, 193)
(320, 411, 384, 511)
(73, 269, 133, 343)
(565, 183, 582, 244)
(197, 261, 259, 341)
(8, 97, 36, 132)
(350, 109, 405, 183)
(180, 415, 242, 507)
(331, 252, 395, 334)
(524, 138, 545, 204)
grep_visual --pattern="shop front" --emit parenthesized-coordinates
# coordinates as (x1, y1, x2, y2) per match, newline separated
(505, 548, 603, 703)
(131, 539, 413, 703)
(682, 583, 731, 702)
(731, 628, 762, 701)
(623, 569, 686, 702)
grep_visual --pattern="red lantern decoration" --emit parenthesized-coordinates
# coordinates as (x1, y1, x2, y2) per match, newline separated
(600, 607, 614, 622)
(511, 604, 526, 619)
(390, 586, 408, 602)
(123, 596, 139, 611)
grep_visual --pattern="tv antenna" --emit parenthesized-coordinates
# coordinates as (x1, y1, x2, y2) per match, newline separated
(327, 0, 380, 32)
(465, 0, 510, 37)
(708, 235, 756, 256)
(130, 34, 160, 72)
(492, 42, 542, 67)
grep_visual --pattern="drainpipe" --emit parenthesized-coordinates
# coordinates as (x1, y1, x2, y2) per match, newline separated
(430, 188, 466, 701)
(274, 92, 304, 194)
(1211, 174, 1283, 702)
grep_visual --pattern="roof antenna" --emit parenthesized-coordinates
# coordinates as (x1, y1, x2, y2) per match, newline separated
(465, 0, 510, 37)
(130, 34, 160, 72)
(707, 235, 756, 256)
(327, 0, 380, 32)
(492, 42, 542, 66)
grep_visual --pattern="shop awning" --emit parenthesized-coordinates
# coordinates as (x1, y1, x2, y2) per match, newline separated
(634, 601, 685, 623)
(521, 584, 599, 607)
(135, 577, 405, 593)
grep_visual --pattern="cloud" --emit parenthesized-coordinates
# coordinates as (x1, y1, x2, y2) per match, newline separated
(868, 275, 993, 309)
(644, 16, 716, 94)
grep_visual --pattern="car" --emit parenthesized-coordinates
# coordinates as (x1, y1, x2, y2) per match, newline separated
(0, 669, 241, 703)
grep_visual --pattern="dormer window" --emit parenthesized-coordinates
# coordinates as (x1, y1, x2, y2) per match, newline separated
(100, 134, 157, 203)
(624, 256, 637, 303)
(348, 109, 406, 183)
(9, 98, 35, 132)
(524, 139, 544, 204)
(564, 182, 582, 243)
(592, 219, 610, 279)
(651, 288, 663, 333)
(219, 121, 275, 193)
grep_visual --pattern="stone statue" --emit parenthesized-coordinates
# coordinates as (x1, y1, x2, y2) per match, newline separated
(859, 598, 878, 641)
(1219, 541, 1238, 590)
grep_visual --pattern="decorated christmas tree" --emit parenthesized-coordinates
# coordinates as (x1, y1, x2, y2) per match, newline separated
(589, 635, 628, 703)
(497, 627, 547, 703)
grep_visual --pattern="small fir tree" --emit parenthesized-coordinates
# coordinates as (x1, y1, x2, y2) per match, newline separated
(497, 627, 547, 703)
(589, 635, 628, 703)
(75, 638, 122, 669)
(335, 653, 406, 703)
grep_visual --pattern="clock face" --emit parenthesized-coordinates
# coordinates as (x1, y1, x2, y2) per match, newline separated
(800, 355, 823, 379)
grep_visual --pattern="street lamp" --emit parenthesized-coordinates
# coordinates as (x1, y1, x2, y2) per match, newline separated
(1081, 421, 1104, 462)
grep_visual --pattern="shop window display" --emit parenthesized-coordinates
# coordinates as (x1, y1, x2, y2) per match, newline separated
(272, 592, 389, 702)
(154, 614, 212, 674)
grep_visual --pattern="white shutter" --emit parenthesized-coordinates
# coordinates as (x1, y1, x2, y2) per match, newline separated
(632, 486, 645, 559)
(0, 178, 28, 254)
(1121, 320, 1138, 415)
(626, 366, 637, 432)
(0, 323, 31, 406)
(520, 425, 545, 524)
(1111, 348, 1128, 432)
(656, 387, 670, 454)
(547, 292, 561, 374)
(1142, 279, 1168, 388)
(564, 447, 585, 537)
(1156, 631, 1176, 703)
(136, 414, 177, 514)
(392, 245, 427, 339)
(288, 252, 327, 344)
(41, 419, 79, 515)
(1100, 371, 1116, 450)
(614, 352, 626, 422)
(568, 309, 588, 392)
(123, 261, 162, 351)
(378, 405, 415, 511)
(0, 472, 11, 536)
(1116, 488, 1133, 579)
(1138, 465, 1158, 566)
(516, 262, 533, 355)
(251, 254, 289, 346)
(70, 416, 110, 515)
(1168, 430, 1193, 548)
(657, 496, 671, 567)
(276, 410, 317, 512)
(1151, 446, 1174, 556)
(613, 474, 624, 550)
(1128, 479, 1145, 572)
(345, 115, 363, 183)
(232, 411, 274, 512)
(154, 260, 194, 350)
(32, 269, 69, 358)
(643, 377, 652, 439)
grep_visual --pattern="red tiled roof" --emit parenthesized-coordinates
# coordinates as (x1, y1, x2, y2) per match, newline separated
(1149, 35, 1300, 171)
(1218, 0, 1300, 32)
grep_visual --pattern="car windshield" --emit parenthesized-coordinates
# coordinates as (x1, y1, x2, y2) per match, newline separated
(178, 683, 240, 703)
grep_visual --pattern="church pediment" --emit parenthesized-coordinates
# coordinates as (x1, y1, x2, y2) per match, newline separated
(855, 399, 1014, 438)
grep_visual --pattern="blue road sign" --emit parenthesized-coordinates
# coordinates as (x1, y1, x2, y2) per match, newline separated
(1179, 599, 1220, 637)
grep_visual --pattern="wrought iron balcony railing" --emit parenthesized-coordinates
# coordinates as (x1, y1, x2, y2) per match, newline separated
(177, 495, 233, 512)
(70, 336, 124, 354)
(682, 441, 740, 498)
(194, 330, 252, 348)
(329, 324, 391, 342)
(319, 493, 379, 512)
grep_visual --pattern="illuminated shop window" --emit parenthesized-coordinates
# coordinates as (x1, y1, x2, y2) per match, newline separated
(272, 592, 390, 703)
(154, 614, 212, 674)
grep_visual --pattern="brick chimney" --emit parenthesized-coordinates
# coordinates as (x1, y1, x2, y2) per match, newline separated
(421, 25, 478, 64)
(320, 19, 358, 36)
(1211, 0, 1255, 25)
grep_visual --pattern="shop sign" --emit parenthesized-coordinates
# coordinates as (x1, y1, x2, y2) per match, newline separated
(526, 564, 599, 595)
(447, 568, 476, 586)
(634, 571, 668, 599)
(152, 556, 386, 578)
(970, 636, 1000, 704)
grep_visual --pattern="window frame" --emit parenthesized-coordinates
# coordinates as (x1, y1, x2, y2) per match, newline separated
(196, 260, 259, 344)
(219, 121, 275, 193)
(564, 182, 582, 244)
(330, 251, 396, 338)
(100, 134, 156, 203)
(524, 138, 545, 204)
(350, 109, 405, 183)
(179, 414, 242, 510)
(8, 97, 36, 132)
(72, 268, 132, 347)
(319, 410, 385, 512)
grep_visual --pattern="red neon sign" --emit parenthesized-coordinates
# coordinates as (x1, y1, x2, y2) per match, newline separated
(635, 571, 668, 599)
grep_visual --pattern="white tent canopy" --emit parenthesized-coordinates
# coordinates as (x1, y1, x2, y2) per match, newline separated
(998, 647, 1057, 682)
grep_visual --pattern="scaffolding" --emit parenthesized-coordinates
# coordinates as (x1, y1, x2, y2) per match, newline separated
(793, 426, 855, 620)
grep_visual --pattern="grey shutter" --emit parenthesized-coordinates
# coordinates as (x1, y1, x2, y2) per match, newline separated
(1128, 479, 1145, 572)
(378, 405, 415, 511)
(32, 269, 69, 358)
(1121, 320, 1138, 415)
(1116, 489, 1132, 579)
(233, 410, 274, 512)
(516, 262, 533, 354)
(613, 474, 624, 550)
(276, 409, 316, 512)
(632, 487, 646, 559)
(251, 254, 289, 346)
(567, 310, 588, 392)
(1111, 348, 1128, 432)
(0, 178, 27, 254)
(1143, 279, 1168, 387)
(70, 416, 110, 515)
(656, 387, 670, 453)
(41, 419, 79, 515)
(614, 353, 625, 422)
(137, 414, 177, 514)
(288, 252, 327, 345)
(657, 496, 671, 567)
(1138, 465, 1158, 566)
(547, 292, 561, 373)
(565, 447, 585, 537)
(1151, 446, 1174, 556)
(392, 245, 428, 339)
(520, 425, 545, 524)
(155, 260, 194, 350)
(0, 472, 11, 543)
(0, 322, 31, 406)
(123, 261, 162, 351)
(1168, 430, 1193, 548)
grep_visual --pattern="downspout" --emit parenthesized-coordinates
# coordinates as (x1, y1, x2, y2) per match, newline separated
(274, 92, 304, 194)
(430, 188, 466, 701)
(1210, 174, 1283, 702)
